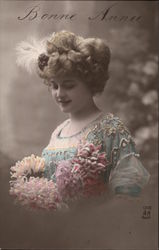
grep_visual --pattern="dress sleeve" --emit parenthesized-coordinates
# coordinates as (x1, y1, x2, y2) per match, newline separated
(103, 115, 150, 197)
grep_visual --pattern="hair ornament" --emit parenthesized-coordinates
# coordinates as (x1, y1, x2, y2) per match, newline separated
(38, 53, 49, 71)
(15, 32, 56, 74)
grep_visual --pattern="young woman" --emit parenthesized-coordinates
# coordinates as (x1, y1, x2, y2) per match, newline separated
(15, 30, 150, 206)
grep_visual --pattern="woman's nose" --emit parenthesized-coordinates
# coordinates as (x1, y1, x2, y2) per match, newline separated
(56, 86, 66, 98)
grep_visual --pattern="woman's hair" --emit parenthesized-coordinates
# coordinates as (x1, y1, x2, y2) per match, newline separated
(37, 30, 111, 94)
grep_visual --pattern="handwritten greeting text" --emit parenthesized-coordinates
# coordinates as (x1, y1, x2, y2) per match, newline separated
(17, 4, 142, 23)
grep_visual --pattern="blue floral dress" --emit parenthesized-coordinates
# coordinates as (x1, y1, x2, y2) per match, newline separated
(42, 113, 150, 197)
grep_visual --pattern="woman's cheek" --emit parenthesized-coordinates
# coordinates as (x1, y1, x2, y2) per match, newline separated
(51, 89, 56, 98)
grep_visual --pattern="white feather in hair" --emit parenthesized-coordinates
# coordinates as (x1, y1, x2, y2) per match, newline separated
(15, 33, 55, 74)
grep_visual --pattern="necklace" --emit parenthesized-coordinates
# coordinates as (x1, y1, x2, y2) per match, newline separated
(58, 112, 103, 138)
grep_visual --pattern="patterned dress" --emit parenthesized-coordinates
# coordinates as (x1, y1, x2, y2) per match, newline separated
(42, 113, 150, 197)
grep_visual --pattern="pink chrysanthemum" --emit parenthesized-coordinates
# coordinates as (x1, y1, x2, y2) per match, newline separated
(55, 160, 83, 202)
(10, 177, 63, 210)
(55, 143, 108, 201)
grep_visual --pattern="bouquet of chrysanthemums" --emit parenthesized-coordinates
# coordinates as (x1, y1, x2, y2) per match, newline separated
(9, 143, 108, 211)
(9, 154, 64, 210)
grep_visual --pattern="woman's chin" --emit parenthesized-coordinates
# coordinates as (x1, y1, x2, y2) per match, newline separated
(60, 108, 70, 113)
(59, 106, 72, 113)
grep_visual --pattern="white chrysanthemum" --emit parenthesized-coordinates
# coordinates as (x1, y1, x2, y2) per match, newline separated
(10, 154, 45, 179)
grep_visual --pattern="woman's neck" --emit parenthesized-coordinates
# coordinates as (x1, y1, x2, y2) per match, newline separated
(60, 103, 102, 137)
(69, 103, 101, 124)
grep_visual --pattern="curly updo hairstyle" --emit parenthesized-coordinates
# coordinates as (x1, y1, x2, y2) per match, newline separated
(37, 30, 111, 95)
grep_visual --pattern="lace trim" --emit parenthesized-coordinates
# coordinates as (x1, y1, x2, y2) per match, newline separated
(115, 152, 140, 169)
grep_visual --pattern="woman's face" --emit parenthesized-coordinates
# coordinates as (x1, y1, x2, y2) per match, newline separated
(48, 75, 94, 114)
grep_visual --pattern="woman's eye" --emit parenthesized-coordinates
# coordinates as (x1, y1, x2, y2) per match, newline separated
(64, 84, 75, 89)
(49, 80, 76, 90)
(51, 82, 58, 90)
(63, 82, 76, 89)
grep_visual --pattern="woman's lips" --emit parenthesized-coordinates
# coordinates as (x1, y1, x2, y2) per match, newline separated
(57, 100, 72, 105)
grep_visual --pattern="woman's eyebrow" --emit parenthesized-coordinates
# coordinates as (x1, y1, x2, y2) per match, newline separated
(50, 79, 57, 84)
(63, 80, 74, 83)
(50, 79, 75, 85)
(62, 80, 76, 86)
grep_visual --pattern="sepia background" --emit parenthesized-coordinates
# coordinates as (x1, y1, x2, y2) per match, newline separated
(0, 1, 158, 249)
